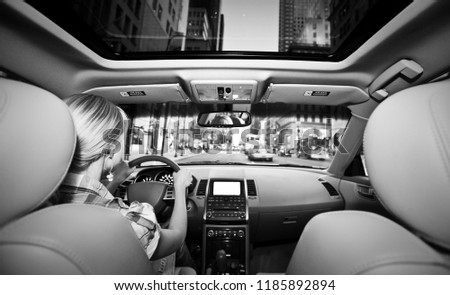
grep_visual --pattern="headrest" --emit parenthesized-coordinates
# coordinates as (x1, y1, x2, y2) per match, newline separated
(0, 79, 75, 227)
(364, 79, 450, 250)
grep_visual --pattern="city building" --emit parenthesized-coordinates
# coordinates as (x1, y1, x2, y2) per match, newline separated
(279, 0, 331, 53)
(140, 0, 185, 51)
(69, 0, 144, 52)
(185, 7, 212, 51)
(279, 0, 295, 52)
(328, 0, 378, 52)
(186, 0, 223, 51)
(69, 0, 186, 53)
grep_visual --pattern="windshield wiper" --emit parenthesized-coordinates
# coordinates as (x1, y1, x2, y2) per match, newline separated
(275, 163, 326, 169)
(178, 161, 325, 169)
(179, 160, 250, 165)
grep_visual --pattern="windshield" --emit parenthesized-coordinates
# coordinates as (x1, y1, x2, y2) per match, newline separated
(121, 103, 351, 168)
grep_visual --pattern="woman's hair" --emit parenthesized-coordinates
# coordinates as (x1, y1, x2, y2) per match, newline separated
(64, 94, 124, 171)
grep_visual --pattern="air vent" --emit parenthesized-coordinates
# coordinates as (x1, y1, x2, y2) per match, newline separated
(165, 187, 174, 200)
(322, 182, 339, 196)
(318, 178, 340, 199)
(196, 179, 208, 196)
(246, 179, 257, 198)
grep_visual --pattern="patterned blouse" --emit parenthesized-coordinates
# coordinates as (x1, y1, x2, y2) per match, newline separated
(57, 172, 161, 260)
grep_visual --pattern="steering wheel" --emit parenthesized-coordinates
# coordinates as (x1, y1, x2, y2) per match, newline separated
(126, 155, 181, 218)
(128, 155, 181, 172)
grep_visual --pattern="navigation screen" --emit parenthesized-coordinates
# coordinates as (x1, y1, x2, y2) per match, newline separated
(213, 181, 241, 196)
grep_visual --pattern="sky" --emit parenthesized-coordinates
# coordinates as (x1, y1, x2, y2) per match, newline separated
(220, 0, 279, 51)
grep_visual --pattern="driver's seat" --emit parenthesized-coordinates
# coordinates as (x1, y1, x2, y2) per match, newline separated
(0, 78, 173, 274)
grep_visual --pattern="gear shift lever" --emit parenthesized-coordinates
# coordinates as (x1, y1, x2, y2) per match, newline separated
(216, 249, 227, 274)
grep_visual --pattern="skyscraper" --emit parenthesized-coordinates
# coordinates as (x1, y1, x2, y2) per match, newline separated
(68, 0, 185, 52)
(69, 0, 146, 52)
(187, 0, 223, 51)
(185, 7, 213, 51)
(140, 0, 184, 51)
(279, 0, 295, 52)
(328, 0, 378, 51)
(279, 0, 331, 53)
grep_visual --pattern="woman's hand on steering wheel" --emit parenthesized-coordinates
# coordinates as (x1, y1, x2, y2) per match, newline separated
(173, 169, 193, 191)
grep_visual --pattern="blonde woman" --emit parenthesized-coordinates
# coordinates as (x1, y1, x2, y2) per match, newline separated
(58, 94, 193, 274)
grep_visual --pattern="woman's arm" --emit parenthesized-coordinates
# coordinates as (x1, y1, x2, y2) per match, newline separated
(151, 168, 192, 260)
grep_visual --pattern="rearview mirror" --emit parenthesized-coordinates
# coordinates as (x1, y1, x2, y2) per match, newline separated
(197, 111, 252, 127)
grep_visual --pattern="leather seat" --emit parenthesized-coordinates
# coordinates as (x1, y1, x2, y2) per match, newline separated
(286, 80, 450, 274)
(0, 78, 191, 274)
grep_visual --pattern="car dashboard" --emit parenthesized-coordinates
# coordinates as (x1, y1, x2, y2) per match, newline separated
(128, 164, 346, 274)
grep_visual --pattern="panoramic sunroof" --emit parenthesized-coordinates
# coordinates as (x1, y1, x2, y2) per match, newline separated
(27, 0, 412, 61)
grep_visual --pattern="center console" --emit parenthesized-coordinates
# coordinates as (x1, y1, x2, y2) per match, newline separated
(202, 179, 249, 275)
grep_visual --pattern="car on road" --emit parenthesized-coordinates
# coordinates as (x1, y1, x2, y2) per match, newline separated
(278, 145, 295, 157)
(1, 0, 450, 276)
(247, 150, 274, 162)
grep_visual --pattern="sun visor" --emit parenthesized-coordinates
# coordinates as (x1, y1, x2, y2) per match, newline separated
(83, 84, 191, 104)
(261, 84, 369, 105)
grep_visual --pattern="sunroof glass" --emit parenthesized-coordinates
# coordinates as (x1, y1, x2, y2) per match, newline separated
(28, 0, 412, 61)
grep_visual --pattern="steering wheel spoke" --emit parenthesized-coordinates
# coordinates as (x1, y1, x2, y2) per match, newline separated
(163, 186, 175, 201)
